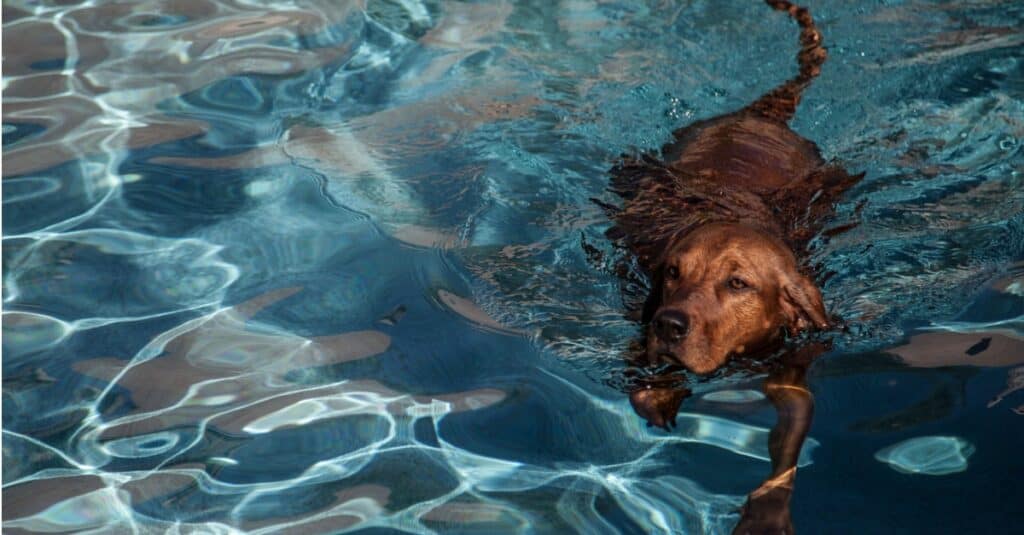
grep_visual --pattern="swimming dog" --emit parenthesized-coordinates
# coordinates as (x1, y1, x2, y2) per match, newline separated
(604, 1, 861, 532)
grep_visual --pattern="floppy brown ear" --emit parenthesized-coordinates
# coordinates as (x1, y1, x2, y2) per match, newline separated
(779, 272, 830, 335)
(641, 265, 664, 324)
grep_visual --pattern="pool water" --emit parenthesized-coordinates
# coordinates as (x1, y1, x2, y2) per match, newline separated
(3, 0, 1023, 533)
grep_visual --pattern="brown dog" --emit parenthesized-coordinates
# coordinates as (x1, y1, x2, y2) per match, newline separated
(604, 1, 862, 533)
(607, 0, 859, 374)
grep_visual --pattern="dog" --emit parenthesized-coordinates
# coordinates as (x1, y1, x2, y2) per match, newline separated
(608, 0, 860, 374)
(603, 1, 862, 533)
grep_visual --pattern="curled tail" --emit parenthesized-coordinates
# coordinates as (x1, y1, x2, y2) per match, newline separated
(747, 0, 827, 123)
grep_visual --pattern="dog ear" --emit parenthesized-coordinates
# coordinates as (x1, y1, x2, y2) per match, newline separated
(641, 264, 664, 324)
(779, 271, 830, 335)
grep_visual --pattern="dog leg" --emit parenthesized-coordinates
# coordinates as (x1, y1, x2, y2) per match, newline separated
(734, 347, 820, 535)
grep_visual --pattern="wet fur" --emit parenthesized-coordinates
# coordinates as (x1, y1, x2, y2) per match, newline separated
(605, 0, 862, 373)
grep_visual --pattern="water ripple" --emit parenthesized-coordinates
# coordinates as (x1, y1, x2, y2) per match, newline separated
(5, 229, 239, 324)
(875, 436, 976, 476)
(4, 0, 1023, 532)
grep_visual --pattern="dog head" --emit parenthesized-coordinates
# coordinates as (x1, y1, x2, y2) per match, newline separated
(642, 222, 829, 374)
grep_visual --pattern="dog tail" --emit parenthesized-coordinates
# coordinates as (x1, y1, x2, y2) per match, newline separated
(746, 0, 827, 123)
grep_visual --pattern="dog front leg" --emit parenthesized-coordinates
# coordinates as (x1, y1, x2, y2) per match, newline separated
(733, 361, 814, 535)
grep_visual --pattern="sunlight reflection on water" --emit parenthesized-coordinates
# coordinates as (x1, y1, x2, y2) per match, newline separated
(3, 0, 1023, 532)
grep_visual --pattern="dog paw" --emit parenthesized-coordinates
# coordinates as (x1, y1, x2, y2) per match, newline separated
(629, 385, 689, 431)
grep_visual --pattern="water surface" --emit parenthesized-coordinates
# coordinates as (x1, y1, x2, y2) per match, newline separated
(3, 0, 1023, 533)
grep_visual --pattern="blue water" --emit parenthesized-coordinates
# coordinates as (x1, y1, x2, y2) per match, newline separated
(3, 0, 1023, 533)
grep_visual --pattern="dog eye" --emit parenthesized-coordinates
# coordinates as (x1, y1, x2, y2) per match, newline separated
(666, 266, 680, 280)
(728, 277, 748, 290)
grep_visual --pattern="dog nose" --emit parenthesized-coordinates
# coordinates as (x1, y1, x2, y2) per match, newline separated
(653, 310, 689, 343)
